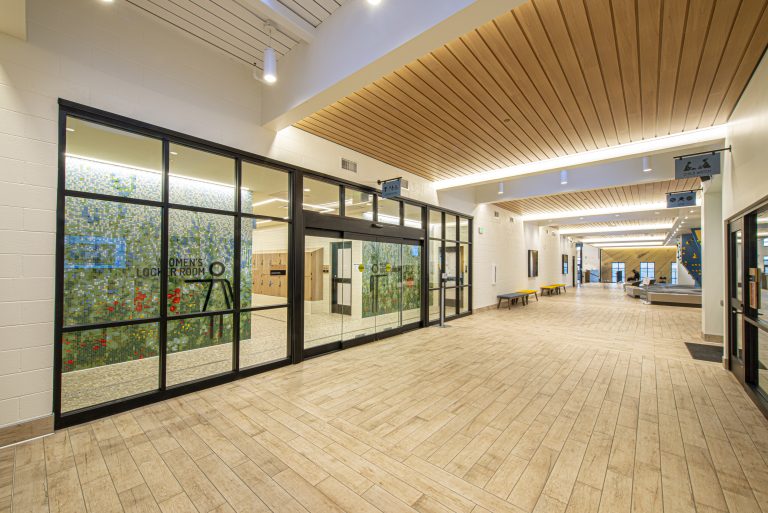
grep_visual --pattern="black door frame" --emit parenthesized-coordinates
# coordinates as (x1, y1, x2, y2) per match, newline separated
(726, 202, 768, 418)
(330, 241, 352, 315)
(728, 218, 747, 383)
(302, 227, 425, 359)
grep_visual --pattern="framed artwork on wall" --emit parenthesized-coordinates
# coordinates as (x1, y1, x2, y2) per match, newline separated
(528, 250, 539, 277)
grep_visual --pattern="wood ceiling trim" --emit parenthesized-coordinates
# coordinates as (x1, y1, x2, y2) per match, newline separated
(296, 0, 768, 182)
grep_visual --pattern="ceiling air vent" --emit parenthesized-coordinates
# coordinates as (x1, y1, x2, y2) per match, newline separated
(401, 178, 410, 190)
(494, 211, 500, 218)
(341, 158, 358, 173)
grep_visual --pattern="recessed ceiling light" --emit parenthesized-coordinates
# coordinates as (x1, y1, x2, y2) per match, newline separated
(498, 183, 504, 195)
(367, 0, 382, 4)
(560, 170, 568, 185)
(303, 188, 311, 192)
(655, 211, 660, 214)
(170, 151, 178, 156)
(685, 216, 689, 219)
(579, 217, 584, 220)
(690, 209, 695, 213)
(101, 0, 114, 3)
(66, 127, 75, 132)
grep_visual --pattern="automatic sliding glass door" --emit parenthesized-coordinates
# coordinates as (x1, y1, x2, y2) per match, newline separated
(303, 232, 422, 357)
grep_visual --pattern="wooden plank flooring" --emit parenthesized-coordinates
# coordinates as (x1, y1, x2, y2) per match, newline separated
(2, 285, 767, 513)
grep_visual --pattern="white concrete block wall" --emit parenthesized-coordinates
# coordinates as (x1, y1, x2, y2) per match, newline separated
(0, 0, 433, 429)
(468, 204, 575, 309)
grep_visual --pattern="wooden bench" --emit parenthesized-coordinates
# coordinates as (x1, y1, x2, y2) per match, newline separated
(497, 292, 528, 309)
(516, 289, 538, 302)
(541, 284, 567, 296)
(540, 285, 559, 296)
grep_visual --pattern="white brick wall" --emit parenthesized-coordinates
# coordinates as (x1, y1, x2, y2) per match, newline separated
(468, 204, 576, 309)
(0, 0, 435, 428)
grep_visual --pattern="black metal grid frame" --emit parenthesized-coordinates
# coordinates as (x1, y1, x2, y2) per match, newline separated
(54, 99, 473, 428)
(726, 199, 768, 418)
(426, 209, 473, 325)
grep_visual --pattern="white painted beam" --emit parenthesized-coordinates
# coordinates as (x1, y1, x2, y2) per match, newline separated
(261, 0, 525, 130)
(435, 125, 729, 190)
(241, 0, 316, 43)
(0, 0, 26, 40)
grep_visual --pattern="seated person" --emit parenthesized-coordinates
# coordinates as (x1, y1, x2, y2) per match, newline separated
(629, 269, 640, 281)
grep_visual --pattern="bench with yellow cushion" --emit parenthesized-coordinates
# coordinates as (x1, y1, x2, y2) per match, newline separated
(540, 285, 558, 296)
(516, 289, 539, 301)
(540, 284, 566, 296)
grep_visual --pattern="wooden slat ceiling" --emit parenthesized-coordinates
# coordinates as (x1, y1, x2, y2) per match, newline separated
(126, 0, 303, 68)
(557, 218, 677, 232)
(296, 0, 768, 181)
(276, 0, 345, 27)
(495, 178, 700, 216)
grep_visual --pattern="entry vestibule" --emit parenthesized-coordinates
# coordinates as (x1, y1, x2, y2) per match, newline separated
(55, 101, 472, 428)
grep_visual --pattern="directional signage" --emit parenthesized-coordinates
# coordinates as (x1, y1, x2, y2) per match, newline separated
(667, 190, 697, 208)
(675, 152, 721, 179)
(381, 178, 401, 199)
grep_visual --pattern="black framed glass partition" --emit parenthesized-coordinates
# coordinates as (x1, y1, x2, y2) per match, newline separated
(57, 106, 292, 425)
(55, 100, 472, 427)
(427, 209, 472, 323)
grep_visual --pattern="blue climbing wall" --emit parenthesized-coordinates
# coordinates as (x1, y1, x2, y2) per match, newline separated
(680, 228, 702, 286)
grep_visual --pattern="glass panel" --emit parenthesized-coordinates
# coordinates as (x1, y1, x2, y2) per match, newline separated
(242, 220, 289, 308)
(445, 287, 457, 316)
(734, 230, 743, 302)
(303, 178, 339, 215)
(757, 210, 768, 324)
(429, 210, 443, 239)
(65, 117, 162, 201)
(63, 197, 161, 326)
(304, 235, 346, 348)
(242, 162, 290, 218)
(429, 289, 440, 321)
(167, 314, 233, 385)
(240, 308, 288, 369)
(460, 287, 470, 314)
(735, 313, 743, 362)
(758, 329, 767, 399)
(429, 240, 442, 288)
(375, 241, 402, 334)
(402, 244, 422, 325)
(404, 203, 423, 229)
(345, 188, 374, 221)
(459, 244, 470, 286)
(344, 239, 376, 341)
(169, 144, 235, 210)
(459, 218, 470, 242)
(168, 210, 234, 316)
(61, 323, 159, 413)
(445, 243, 458, 287)
(378, 198, 401, 225)
(446, 215, 459, 241)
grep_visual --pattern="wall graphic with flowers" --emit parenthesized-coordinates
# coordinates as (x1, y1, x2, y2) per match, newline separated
(62, 159, 252, 373)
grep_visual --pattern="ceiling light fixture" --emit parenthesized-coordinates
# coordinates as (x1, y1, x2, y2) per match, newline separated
(642, 156, 652, 173)
(560, 170, 568, 185)
(367, 0, 382, 5)
(498, 182, 504, 195)
(262, 22, 277, 84)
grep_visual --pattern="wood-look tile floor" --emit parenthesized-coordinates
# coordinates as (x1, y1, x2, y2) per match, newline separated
(3, 284, 767, 513)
